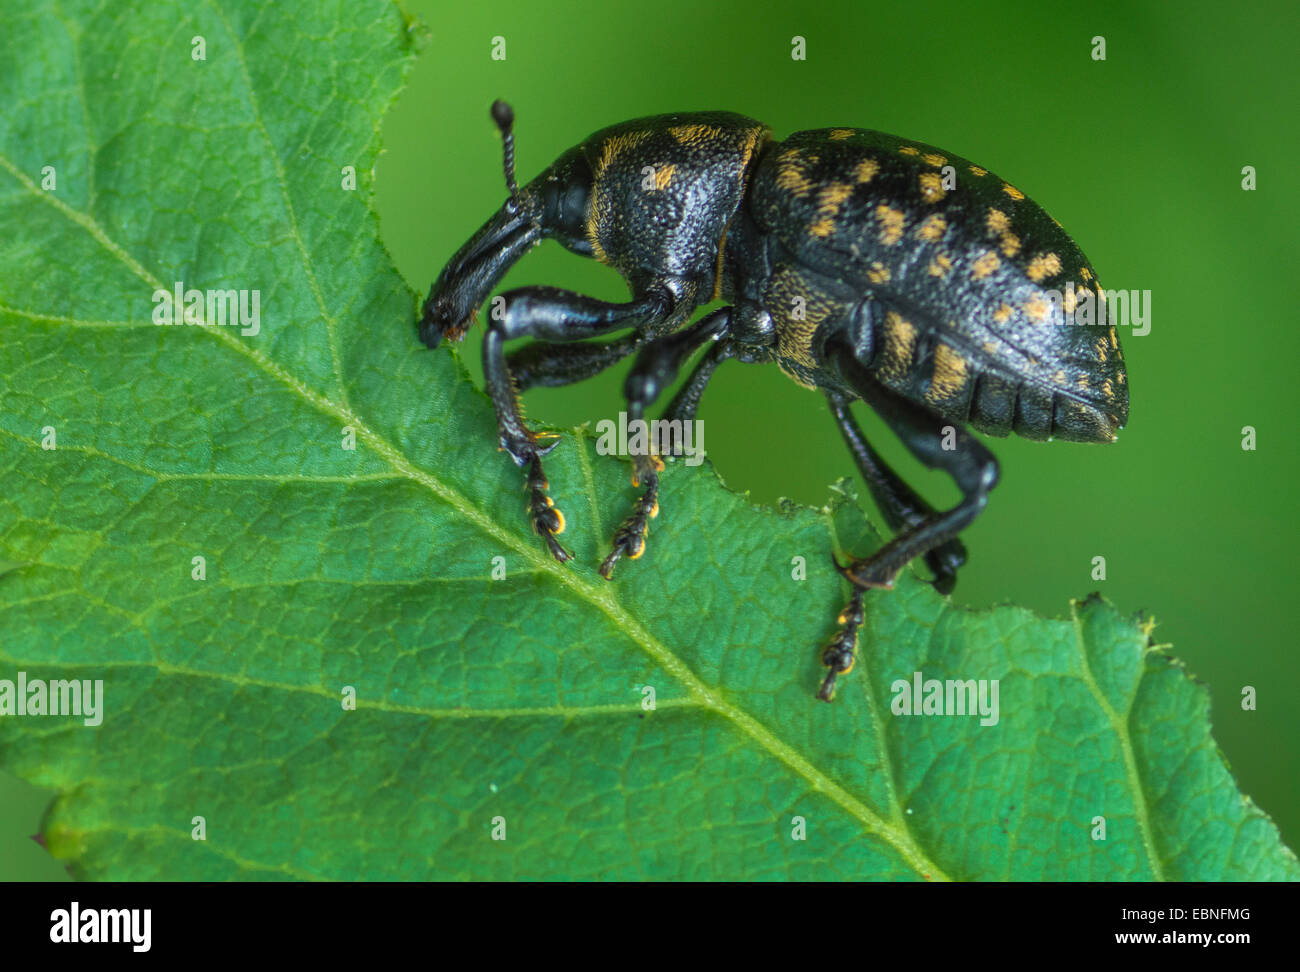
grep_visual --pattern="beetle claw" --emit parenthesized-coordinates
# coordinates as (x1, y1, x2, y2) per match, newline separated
(819, 588, 865, 701)
(524, 456, 571, 563)
(600, 464, 659, 579)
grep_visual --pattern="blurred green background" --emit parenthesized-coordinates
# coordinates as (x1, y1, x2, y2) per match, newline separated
(4, 0, 1296, 879)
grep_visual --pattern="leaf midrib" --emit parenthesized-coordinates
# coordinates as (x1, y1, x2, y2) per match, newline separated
(0, 149, 951, 882)
(1071, 605, 1166, 880)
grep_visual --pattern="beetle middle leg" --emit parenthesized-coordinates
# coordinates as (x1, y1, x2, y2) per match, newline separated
(660, 337, 738, 424)
(506, 334, 641, 391)
(483, 284, 678, 562)
(818, 342, 1000, 700)
(599, 307, 731, 578)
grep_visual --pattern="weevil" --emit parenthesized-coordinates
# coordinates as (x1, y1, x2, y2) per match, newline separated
(419, 101, 1129, 701)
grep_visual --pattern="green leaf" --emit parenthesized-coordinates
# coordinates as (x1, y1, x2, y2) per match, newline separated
(1, 0, 1295, 881)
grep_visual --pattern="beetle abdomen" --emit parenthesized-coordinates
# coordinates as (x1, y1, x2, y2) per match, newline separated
(862, 304, 1123, 442)
(748, 128, 1128, 441)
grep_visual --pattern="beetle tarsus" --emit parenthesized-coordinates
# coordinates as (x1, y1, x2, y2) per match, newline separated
(818, 588, 865, 701)
(524, 456, 571, 563)
(599, 459, 660, 579)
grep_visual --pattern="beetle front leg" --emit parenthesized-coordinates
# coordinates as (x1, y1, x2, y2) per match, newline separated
(483, 285, 676, 562)
(599, 307, 731, 579)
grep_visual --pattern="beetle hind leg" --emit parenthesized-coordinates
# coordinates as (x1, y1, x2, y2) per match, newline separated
(814, 342, 1000, 699)
(827, 390, 967, 594)
(827, 339, 999, 590)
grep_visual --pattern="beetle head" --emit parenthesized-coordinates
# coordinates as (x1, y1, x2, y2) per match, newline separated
(418, 101, 593, 348)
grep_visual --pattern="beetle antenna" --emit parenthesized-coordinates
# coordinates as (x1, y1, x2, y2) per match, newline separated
(491, 99, 521, 203)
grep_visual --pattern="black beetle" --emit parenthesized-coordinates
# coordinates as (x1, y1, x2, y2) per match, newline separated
(420, 101, 1129, 701)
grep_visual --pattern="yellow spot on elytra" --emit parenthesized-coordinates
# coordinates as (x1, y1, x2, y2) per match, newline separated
(1108, 326, 1118, 349)
(1101, 379, 1114, 398)
(868, 262, 891, 284)
(829, 128, 855, 140)
(775, 160, 813, 196)
(971, 251, 1000, 280)
(1025, 252, 1062, 282)
(772, 265, 829, 370)
(1080, 267, 1093, 281)
(1003, 183, 1025, 200)
(916, 213, 946, 241)
(927, 253, 952, 277)
(992, 303, 1013, 323)
(878, 311, 917, 378)
(1023, 297, 1049, 321)
(1076, 374, 1091, 390)
(883, 315, 915, 363)
(985, 209, 1021, 257)
(922, 152, 947, 167)
(928, 343, 969, 400)
(810, 217, 836, 237)
(1094, 337, 1108, 361)
(854, 158, 880, 183)
(1117, 371, 1126, 385)
(898, 145, 920, 156)
(1053, 370, 1067, 384)
(876, 205, 905, 244)
(653, 164, 675, 190)
(969, 165, 988, 177)
(818, 182, 854, 212)
(918, 172, 946, 202)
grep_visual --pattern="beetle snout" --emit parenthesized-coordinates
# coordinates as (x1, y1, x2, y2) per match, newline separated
(418, 202, 541, 350)
(417, 291, 468, 348)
